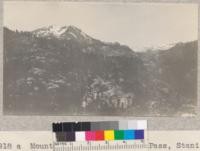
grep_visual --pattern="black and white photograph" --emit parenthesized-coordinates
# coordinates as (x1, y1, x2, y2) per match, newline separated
(3, 2, 198, 116)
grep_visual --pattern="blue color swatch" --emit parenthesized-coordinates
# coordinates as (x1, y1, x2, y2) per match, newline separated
(135, 130, 144, 139)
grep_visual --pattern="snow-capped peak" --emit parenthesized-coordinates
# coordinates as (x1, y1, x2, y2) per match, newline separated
(140, 43, 177, 52)
(32, 25, 93, 42)
(156, 43, 177, 50)
(33, 25, 69, 37)
(48, 25, 68, 36)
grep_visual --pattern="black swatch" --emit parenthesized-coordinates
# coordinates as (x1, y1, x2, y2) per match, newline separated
(66, 132, 75, 142)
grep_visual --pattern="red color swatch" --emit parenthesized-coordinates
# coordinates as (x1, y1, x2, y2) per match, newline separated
(95, 130, 104, 141)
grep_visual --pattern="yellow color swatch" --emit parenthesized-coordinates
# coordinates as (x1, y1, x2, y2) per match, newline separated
(104, 130, 114, 140)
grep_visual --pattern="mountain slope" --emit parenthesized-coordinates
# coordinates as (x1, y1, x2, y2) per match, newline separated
(3, 26, 197, 116)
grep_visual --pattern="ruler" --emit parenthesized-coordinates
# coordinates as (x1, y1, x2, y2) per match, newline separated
(53, 140, 148, 151)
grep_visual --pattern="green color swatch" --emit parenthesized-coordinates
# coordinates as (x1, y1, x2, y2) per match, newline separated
(114, 130, 124, 140)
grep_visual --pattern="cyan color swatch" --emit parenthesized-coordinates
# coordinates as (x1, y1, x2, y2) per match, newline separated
(124, 130, 135, 140)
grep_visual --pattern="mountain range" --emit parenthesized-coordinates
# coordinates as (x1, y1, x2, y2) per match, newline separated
(3, 26, 197, 116)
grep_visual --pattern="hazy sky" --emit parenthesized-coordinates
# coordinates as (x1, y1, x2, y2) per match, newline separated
(4, 2, 198, 51)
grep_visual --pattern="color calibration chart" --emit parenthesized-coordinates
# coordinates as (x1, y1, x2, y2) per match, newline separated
(52, 120, 148, 151)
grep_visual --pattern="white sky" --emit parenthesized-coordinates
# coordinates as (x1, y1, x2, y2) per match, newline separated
(4, 2, 198, 51)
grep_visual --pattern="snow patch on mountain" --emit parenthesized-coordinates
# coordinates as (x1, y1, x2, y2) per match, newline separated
(68, 31, 77, 38)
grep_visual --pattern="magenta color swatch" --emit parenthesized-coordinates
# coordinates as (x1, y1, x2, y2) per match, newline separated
(85, 131, 96, 141)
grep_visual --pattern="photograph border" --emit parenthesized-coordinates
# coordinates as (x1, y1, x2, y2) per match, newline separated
(0, 0, 199, 131)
